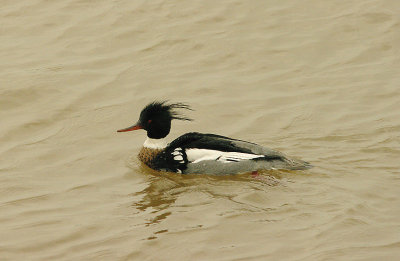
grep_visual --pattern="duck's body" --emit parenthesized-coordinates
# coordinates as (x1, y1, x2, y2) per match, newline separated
(118, 101, 312, 175)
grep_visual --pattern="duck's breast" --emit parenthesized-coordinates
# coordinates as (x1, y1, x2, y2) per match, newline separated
(138, 147, 163, 168)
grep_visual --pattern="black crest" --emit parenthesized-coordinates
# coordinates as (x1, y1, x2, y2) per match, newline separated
(138, 101, 193, 139)
(140, 101, 193, 122)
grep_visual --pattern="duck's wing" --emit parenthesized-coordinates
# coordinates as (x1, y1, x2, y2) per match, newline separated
(153, 132, 311, 174)
(169, 132, 283, 157)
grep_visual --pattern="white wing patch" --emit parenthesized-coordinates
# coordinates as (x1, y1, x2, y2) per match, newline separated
(172, 148, 185, 164)
(186, 149, 264, 164)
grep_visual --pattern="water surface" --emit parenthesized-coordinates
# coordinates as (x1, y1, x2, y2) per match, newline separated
(1, 0, 400, 260)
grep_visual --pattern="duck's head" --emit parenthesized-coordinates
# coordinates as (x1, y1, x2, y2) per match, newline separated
(117, 101, 193, 139)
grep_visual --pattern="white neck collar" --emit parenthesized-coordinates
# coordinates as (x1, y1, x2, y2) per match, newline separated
(143, 137, 167, 149)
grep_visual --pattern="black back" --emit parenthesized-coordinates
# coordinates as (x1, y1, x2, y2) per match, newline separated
(152, 132, 284, 173)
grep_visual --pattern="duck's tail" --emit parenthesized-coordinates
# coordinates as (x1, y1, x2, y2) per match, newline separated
(281, 157, 313, 170)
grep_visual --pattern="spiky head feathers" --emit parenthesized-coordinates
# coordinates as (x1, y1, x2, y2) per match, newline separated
(138, 101, 193, 139)
(139, 101, 193, 122)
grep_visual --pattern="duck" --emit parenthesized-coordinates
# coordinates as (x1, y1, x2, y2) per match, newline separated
(117, 101, 312, 175)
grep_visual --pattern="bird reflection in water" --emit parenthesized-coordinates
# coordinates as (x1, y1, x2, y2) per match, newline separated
(131, 162, 286, 226)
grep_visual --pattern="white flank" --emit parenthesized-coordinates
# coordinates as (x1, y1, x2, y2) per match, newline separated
(186, 149, 264, 164)
(143, 137, 167, 149)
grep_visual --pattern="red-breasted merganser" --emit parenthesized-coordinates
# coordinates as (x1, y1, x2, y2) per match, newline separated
(117, 101, 312, 175)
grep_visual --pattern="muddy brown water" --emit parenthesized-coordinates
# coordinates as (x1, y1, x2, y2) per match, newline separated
(1, 1, 400, 260)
